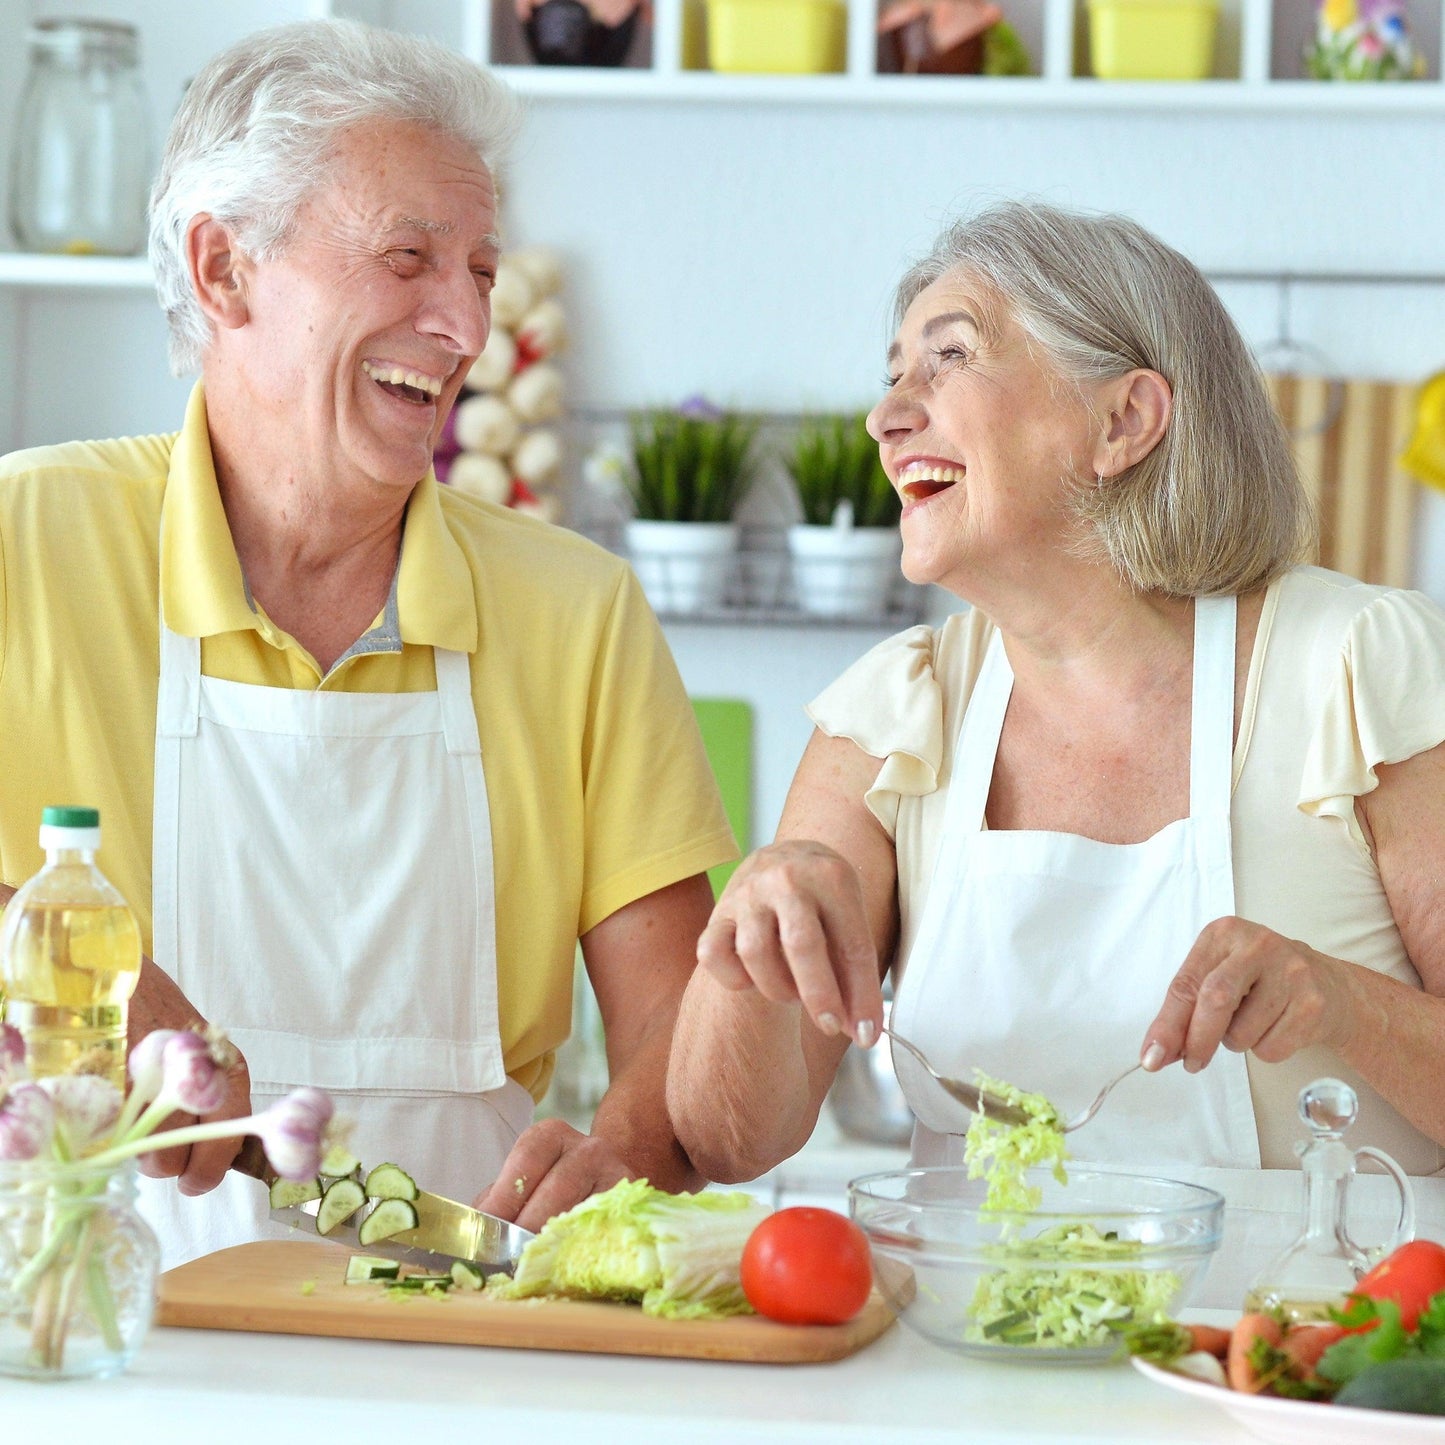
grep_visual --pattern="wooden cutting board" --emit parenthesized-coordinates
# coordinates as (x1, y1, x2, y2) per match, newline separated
(156, 1241, 897, 1364)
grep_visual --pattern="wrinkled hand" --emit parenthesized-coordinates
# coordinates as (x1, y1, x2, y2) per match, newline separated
(1142, 917, 1353, 1075)
(137, 1045, 253, 1196)
(474, 1117, 635, 1233)
(696, 839, 883, 1047)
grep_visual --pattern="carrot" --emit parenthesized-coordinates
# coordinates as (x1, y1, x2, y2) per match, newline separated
(1227, 1313, 1285, 1393)
(1186, 1323, 1233, 1359)
(1280, 1322, 1348, 1380)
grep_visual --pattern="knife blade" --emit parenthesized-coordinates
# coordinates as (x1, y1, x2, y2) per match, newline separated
(234, 1136, 535, 1276)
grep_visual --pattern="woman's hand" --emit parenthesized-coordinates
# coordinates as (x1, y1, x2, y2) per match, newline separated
(1141, 916, 1356, 1074)
(697, 838, 885, 1047)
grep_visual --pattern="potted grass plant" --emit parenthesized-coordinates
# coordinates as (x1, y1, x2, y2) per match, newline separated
(785, 412, 903, 619)
(624, 399, 757, 614)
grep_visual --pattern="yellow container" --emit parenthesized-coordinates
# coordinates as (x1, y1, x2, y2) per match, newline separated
(1087, 0, 1219, 81)
(706, 0, 847, 75)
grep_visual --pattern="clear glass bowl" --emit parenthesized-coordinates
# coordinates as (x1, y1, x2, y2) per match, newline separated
(850, 1166, 1224, 1364)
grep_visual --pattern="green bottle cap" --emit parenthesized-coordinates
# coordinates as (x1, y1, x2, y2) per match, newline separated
(41, 806, 100, 829)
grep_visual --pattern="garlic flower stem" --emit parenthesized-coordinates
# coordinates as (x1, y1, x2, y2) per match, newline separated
(113, 1092, 196, 1149)
(112, 1082, 154, 1141)
(86, 1114, 258, 1171)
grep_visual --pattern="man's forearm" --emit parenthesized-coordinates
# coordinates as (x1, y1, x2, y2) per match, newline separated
(129, 956, 210, 1048)
(589, 1021, 703, 1194)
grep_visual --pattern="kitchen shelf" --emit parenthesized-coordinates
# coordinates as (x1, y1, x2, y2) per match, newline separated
(0, 253, 153, 288)
(581, 525, 929, 629)
(497, 66, 1445, 112)
(478, 0, 1445, 107)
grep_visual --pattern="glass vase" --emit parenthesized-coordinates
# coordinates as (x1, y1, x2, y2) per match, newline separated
(0, 1158, 159, 1380)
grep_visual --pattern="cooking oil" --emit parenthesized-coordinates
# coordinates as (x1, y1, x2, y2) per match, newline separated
(0, 807, 140, 1091)
(1241, 1289, 1350, 1325)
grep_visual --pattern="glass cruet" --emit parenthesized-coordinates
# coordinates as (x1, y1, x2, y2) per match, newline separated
(1244, 1077, 1416, 1323)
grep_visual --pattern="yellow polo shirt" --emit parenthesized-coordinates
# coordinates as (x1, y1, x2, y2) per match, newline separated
(0, 384, 736, 1099)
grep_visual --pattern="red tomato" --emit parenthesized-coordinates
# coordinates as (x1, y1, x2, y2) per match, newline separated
(740, 1207, 873, 1326)
(1350, 1239, 1445, 1332)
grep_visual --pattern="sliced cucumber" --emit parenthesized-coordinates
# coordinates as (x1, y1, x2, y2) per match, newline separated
(345, 1255, 401, 1284)
(357, 1197, 419, 1245)
(315, 1177, 366, 1235)
(385, 1274, 454, 1294)
(364, 1162, 419, 1201)
(269, 1176, 323, 1209)
(450, 1260, 484, 1291)
(320, 1143, 361, 1178)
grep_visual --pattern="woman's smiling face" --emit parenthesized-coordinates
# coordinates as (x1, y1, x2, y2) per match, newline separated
(867, 269, 1104, 601)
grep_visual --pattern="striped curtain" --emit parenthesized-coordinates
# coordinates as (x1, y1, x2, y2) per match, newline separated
(1263, 375, 1419, 588)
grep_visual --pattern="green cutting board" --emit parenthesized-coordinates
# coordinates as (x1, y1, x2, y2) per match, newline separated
(690, 698, 752, 896)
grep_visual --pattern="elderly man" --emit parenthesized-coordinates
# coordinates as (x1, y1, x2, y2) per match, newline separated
(0, 19, 735, 1265)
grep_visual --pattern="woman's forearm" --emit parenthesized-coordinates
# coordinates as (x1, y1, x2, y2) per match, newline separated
(668, 978, 843, 1183)
(1327, 955, 1445, 1148)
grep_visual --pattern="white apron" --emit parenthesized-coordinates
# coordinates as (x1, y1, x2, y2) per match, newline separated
(889, 596, 1442, 1308)
(140, 622, 533, 1268)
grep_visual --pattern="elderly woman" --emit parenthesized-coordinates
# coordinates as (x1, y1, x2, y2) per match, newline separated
(0, 19, 736, 1266)
(667, 201, 1445, 1303)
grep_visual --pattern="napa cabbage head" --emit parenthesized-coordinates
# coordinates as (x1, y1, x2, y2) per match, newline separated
(488, 1178, 770, 1319)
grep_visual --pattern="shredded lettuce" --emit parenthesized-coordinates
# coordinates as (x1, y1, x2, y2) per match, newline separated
(967, 1223, 1179, 1349)
(963, 1070, 1068, 1212)
(486, 1178, 770, 1319)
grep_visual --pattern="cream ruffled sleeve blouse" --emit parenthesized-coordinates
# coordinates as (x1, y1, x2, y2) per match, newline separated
(808, 566, 1445, 1173)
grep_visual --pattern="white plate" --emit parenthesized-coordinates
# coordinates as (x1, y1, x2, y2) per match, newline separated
(1132, 1358, 1445, 1444)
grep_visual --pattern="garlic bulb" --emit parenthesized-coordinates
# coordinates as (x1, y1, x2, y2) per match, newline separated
(466, 327, 516, 393)
(509, 247, 564, 299)
(489, 265, 535, 330)
(448, 452, 514, 506)
(454, 393, 521, 456)
(512, 428, 563, 486)
(508, 362, 565, 425)
(517, 298, 567, 357)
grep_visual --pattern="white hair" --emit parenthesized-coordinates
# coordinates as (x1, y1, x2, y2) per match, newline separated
(896, 200, 1315, 597)
(149, 19, 522, 376)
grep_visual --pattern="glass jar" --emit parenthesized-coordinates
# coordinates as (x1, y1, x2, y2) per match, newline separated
(7, 19, 152, 255)
(0, 1158, 159, 1379)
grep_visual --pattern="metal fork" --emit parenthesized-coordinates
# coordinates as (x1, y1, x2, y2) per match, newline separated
(881, 1025, 1142, 1133)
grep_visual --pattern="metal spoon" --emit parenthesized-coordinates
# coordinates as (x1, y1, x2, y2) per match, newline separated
(881, 1025, 1143, 1133)
(880, 1025, 1032, 1127)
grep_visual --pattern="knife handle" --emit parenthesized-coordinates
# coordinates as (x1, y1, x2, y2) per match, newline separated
(233, 1134, 273, 1183)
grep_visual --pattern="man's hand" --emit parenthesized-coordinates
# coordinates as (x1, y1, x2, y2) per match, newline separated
(129, 957, 253, 1194)
(473, 1117, 634, 1233)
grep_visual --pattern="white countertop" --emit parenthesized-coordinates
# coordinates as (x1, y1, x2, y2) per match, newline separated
(0, 1311, 1258, 1445)
(0, 1118, 1264, 1440)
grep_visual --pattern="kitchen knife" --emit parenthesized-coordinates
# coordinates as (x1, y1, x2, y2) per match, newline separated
(234, 1136, 535, 1276)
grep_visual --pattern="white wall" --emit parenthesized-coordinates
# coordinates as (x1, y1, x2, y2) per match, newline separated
(4, 1, 1445, 836)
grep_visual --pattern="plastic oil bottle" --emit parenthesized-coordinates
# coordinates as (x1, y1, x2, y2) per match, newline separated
(0, 806, 141, 1091)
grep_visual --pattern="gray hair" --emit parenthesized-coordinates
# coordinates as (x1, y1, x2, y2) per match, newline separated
(895, 200, 1315, 597)
(149, 19, 522, 376)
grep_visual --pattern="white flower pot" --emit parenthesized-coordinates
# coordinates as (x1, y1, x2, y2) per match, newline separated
(625, 519, 739, 614)
(787, 524, 902, 619)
